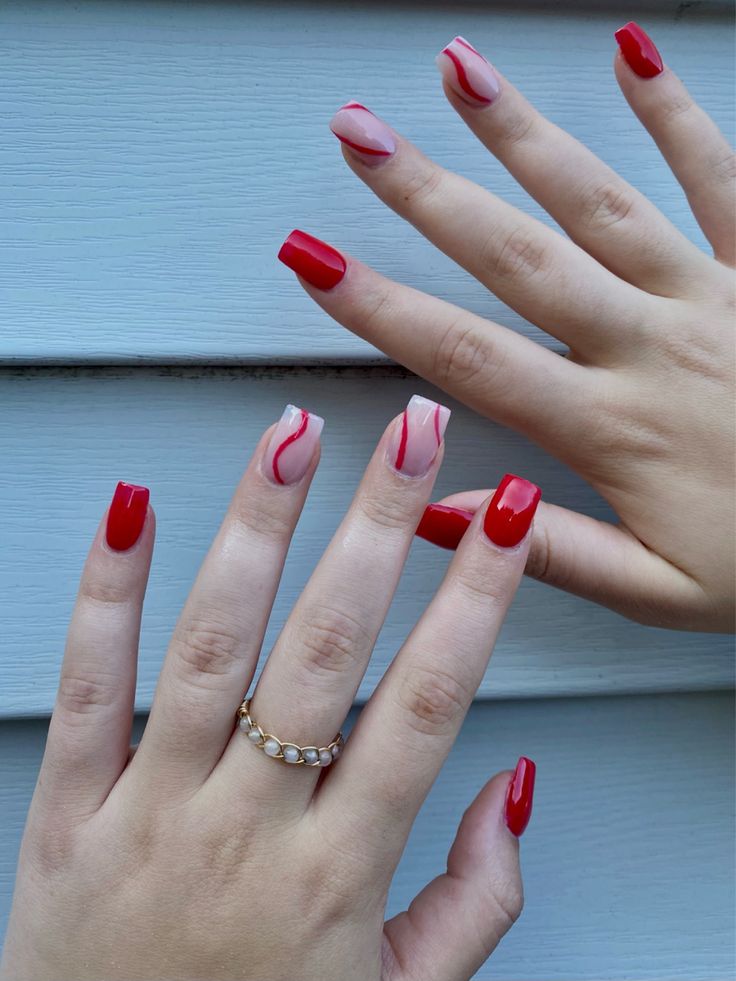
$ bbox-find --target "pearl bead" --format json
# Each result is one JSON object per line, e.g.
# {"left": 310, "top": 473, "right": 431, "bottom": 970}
{"left": 248, "top": 727, "right": 262, "bottom": 744}
{"left": 302, "top": 748, "right": 319, "bottom": 765}
{"left": 263, "top": 738, "right": 281, "bottom": 757}
{"left": 318, "top": 749, "right": 332, "bottom": 767}
{"left": 238, "top": 717, "right": 250, "bottom": 731}
{"left": 282, "top": 745, "right": 301, "bottom": 764}
{"left": 331, "top": 742, "right": 342, "bottom": 759}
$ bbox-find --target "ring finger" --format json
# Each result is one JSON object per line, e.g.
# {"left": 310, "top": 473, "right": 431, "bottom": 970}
{"left": 213, "top": 394, "right": 450, "bottom": 810}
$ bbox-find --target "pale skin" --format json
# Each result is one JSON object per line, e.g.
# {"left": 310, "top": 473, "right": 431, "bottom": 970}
{"left": 1, "top": 33, "right": 734, "bottom": 981}
{"left": 300, "top": 47, "right": 736, "bottom": 632}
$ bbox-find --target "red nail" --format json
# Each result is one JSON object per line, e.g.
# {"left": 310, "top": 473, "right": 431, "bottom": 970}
{"left": 278, "top": 230, "right": 347, "bottom": 291}
{"left": 106, "top": 481, "right": 149, "bottom": 551}
{"left": 483, "top": 474, "right": 541, "bottom": 548}
{"left": 614, "top": 21, "right": 663, "bottom": 78}
{"left": 505, "top": 756, "right": 536, "bottom": 837}
{"left": 416, "top": 503, "right": 474, "bottom": 550}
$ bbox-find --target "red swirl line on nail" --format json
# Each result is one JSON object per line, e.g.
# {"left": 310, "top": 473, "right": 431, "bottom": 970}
{"left": 395, "top": 410, "right": 409, "bottom": 470}
{"left": 455, "top": 37, "right": 485, "bottom": 58}
{"left": 339, "top": 101, "right": 373, "bottom": 113}
{"left": 433, "top": 404, "right": 442, "bottom": 445}
{"left": 442, "top": 44, "right": 492, "bottom": 105}
{"left": 272, "top": 409, "right": 309, "bottom": 485}
{"left": 333, "top": 132, "right": 392, "bottom": 156}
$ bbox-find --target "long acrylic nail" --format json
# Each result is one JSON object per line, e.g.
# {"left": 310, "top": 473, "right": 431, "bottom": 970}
{"left": 483, "top": 474, "right": 541, "bottom": 548}
{"left": 614, "top": 22, "right": 663, "bottom": 78}
{"left": 106, "top": 481, "right": 149, "bottom": 552}
{"left": 388, "top": 395, "right": 450, "bottom": 478}
{"left": 330, "top": 102, "right": 396, "bottom": 166}
{"left": 264, "top": 404, "right": 324, "bottom": 486}
{"left": 416, "top": 503, "right": 474, "bottom": 550}
{"left": 278, "top": 230, "right": 347, "bottom": 291}
{"left": 505, "top": 756, "right": 536, "bottom": 837}
{"left": 436, "top": 36, "right": 501, "bottom": 107}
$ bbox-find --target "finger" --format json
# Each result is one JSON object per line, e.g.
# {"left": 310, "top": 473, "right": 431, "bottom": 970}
{"left": 418, "top": 489, "right": 708, "bottom": 629}
{"left": 135, "top": 406, "right": 322, "bottom": 793}
{"left": 384, "top": 765, "right": 533, "bottom": 981}
{"left": 213, "top": 395, "right": 449, "bottom": 808}
{"left": 278, "top": 232, "right": 601, "bottom": 461}
{"left": 435, "top": 35, "right": 712, "bottom": 297}
{"left": 614, "top": 21, "right": 736, "bottom": 268}
{"left": 327, "top": 102, "right": 650, "bottom": 355}
{"left": 317, "top": 475, "right": 539, "bottom": 848}
{"left": 39, "top": 482, "right": 153, "bottom": 815}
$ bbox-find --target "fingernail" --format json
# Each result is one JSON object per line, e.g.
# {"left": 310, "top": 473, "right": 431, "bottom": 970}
{"left": 435, "top": 36, "right": 501, "bottom": 107}
{"left": 106, "top": 481, "right": 149, "bottom": 552}
{"left": 264, "top": 404, "right": 324, "bottom": 486}
{"left": 416, "top": 503, "right": 473, "bottom": 550}
{"left": 330, "top": 102, "right": 396, "bottom": 165}
{"left": 388, "top": 395, "right": 450, "bottom": 478}
{"left": 505, "top": 756, "right": 536, "bottom": 837}
{"left": 614, "top": 21, "right": 663, "bottom": 78}
{"left": 278, "top": 230, "right": 347, "bottom": 291}
{"left": 483, "top": 474, "right": 541, "bottom": 548}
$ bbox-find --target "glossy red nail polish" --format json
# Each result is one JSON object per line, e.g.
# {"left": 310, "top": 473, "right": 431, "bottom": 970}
{"left": 416, "top": 504, "right": 474, "bottom": 550}
{"left": 483, "top": 474, "right": 541, "bottom": 548}
{"left": 278, "top": 230, "right": 347, "bottom": 291}
{"left": 614, "top": 22, "right": 663, "bottom": 78}
{"left": 106, "top": 481, "right": 149, "bottom": 551}
{"left": 505, "top": 756, "right": 536, "bottom": 837}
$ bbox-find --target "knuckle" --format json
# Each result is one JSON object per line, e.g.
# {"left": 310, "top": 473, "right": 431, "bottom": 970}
{"left": 433, "top": 320, "right": 496, "bottom": 393}
{"left": 710, "top": 147, "right": 736, "bottom": 187}
{"left": 229, "top": 494, "right": 295, "bottom": 544}
{"left": 297, "top": 605, "right": 371, "bottom": 678}
{"left": 400, "top": 165, "right": 445, "bottom": 209}
{"left": 358, "top": 488, "right": 415, "bottom": 534}
{"left": 489, "top": 880, "right": 524, "bottom": 930}
{"left": 79, "top": 576, "right": 132, "bottom": 608}
{"left": 483, "top": 227, "right": 551, "bottom": 286}
{"left": 56, "top": 672, "right": 120, "bottom": 719}
{"left": 659, "top": 92, "right": 695, "bottom": 124}
{"left": 172, "top": 617, "right": 242, "bottom": 682}
{"left": 361, "top": 285, "right": 395, "bottom": 335}
{"left": 396, "top": 661, "right": 471, "bottom": 737}
{"left": 451, "top": 561, "right": 516, "bottom": 608}
{"left": 578, "top": 179, "right": 637, "bottom": 232}
{"left": 496, "top": 110, "right": 537, "bottom": 148}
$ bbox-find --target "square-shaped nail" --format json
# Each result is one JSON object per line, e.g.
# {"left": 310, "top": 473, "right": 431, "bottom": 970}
{"left": 264, "top": 404, "right": 324, "bottom": 485}
{"left": 436, "top": 36, "right": 501, "bottom": 107}
{"left": 330, "top": 102, "right": 396, "bottom": 165}
{"left": 389, "top": 395, "right": 451, "bottom": 477}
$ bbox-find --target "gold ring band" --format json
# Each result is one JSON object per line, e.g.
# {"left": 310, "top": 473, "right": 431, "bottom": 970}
{"left": 237, "top": 697, "right": 344, "bottom": 767}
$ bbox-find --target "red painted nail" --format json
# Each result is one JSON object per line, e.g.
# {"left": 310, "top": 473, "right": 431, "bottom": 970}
{"left": 278, "top": 230, "right": 347, "bottom": 291}
{"left": 505, "top": 756, "right": 536, "bottom": 837}
{"left": 614, "top": 21, "right": 663, "bottom": 78}
{"left": 483, "top": 474, "right": 541, "bottom": 548}
{"left": 106, "top": 481, "right": 149, "bottom": 552}
{"left": 416, "top": 503, "right": 474, "bottom": 550}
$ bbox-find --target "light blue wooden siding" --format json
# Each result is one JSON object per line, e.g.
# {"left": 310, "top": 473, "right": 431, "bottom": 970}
{"left": 1, "top": 1, "right": 734, "bottom": 978}
{"left": 1, "top": 694, "right": 734, "bottom": 979}
{"left": 0, "top": 0, "right": 734, "bottom": 363}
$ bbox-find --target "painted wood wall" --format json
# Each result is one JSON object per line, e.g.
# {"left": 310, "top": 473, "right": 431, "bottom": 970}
{"left": 1, "top": 1, "right": 734, "bottom": 977}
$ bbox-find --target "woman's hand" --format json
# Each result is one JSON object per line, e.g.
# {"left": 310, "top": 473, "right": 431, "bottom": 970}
{"left": 277, "top": 23, "right": 735, "bottom": 632}
{"left": 1, "top": 399, "right": 539, "bottom": 981}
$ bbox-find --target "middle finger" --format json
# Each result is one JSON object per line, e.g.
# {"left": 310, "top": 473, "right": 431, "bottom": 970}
{"left": 329, "top": 102, "right": 653, "bottom": 358}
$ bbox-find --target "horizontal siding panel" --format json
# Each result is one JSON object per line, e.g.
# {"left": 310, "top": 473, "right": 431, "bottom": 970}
{"left": 0, "top": 692, "right": 733, "bottom": 978}
{"left": 1, "top": 1, "right": 733, "bottom": 363}
{"left": 0, "top": 367, "right": 732, "bottom": 717}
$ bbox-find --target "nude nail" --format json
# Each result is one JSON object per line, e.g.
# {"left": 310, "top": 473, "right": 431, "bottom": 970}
{"left": 435, "top": 36, "right": 501, "bottom": 107}
{"left": 389, "top": 395, "right": 451, "bottom": 477}
{"left": 264, "top": 405, "right": 324, "bottom": 485}
{"left": 329, "top": 102, "right": 396, "bottom": 165}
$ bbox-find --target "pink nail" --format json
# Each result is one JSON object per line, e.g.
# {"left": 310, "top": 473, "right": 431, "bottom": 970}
{"left": 264, "top": 405, "right": 324, "bottom": 486}
{"left": 436, "top": 36, "right": 501, "bottom": 107}
{"left": 389, "top": 395, "right": 451, "bottom": 477}
{"left": 329, "top": 102, "right": 396, "bottom": 165}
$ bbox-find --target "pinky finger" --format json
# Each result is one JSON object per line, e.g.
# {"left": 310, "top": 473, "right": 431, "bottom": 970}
{"left": 39, "top": 482, "right": 154, "bottom": 817}
{"left": 614, "top": 21, "right": 736, "bottom": 267}
{"left": 383, "top": 765, "right": 533, "bottom": 981}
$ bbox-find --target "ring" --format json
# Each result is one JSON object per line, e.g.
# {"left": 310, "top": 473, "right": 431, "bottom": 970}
{"left": 237, "top": 697, "right": 344, "bottom": 767}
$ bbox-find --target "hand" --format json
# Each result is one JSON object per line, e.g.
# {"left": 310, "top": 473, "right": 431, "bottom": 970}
{"left": 277, "top": 23, "right": 735, "bottom": 632}
{"left": 1, "top": 398, "right": 539, "bottom": 981}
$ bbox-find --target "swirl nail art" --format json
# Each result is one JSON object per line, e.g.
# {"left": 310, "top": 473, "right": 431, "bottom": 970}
{"left": 265, "top": 405, "right": 324, "bottom": 486}
{"left": 436, "top": 36, "right": 501, "bottom": 107}
{"left": 329, "top": 102, "right": 396, "bottom": 164}
{"left": 389, "top": 395, "right": 451, "bottom": 477}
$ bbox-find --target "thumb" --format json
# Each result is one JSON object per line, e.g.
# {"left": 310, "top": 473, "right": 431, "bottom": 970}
{"left": 417, "top": 489, "right": 701, "bottom": 628}
{"left": 383, "top": 760, "right": 534, "bottom": 981}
